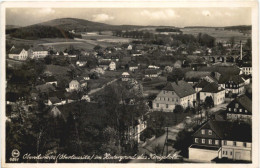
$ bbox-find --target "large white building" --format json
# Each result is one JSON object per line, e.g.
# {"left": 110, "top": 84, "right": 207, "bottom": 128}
{"left": 8, "top": 48, "right": 28, "bottom": 60}
{"left": 199, "top": 83, "right": 225, "bottom": 106}
{"left": 152, "top": 81, "right": 196, "bottom": 112}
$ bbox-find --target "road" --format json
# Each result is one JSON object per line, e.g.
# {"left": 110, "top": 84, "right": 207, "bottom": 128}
{"left": 136, "top": 103, "right": 228, "bottom": 160}
{"left": 88, "top": 78, "right": 118, "bottom": 96}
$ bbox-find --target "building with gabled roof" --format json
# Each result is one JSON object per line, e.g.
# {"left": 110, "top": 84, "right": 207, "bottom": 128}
{"left": 219, "top": 75, "right": 245, "bottom": 96}
{"left": 152, "top": 81, "right": 196, "bottom": 112}
{"left": 226, "top": 95, "right": 252, "bottom": 123}
{"left": 199, "top": 83, "right": 225, "bottom": 106}
{"left": 8, "top": 48, "right": 28, "bottom": 60}
{"left": 189, "top": 120, "right": 252, "bottom": 162}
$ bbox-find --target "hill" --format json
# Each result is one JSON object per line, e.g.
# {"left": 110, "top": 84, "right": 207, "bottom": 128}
{"left": 8, "top": 24, "right": 81, "bottom": 40}
{"left": 38, "top": 18, "right": 146, "bottom": 32}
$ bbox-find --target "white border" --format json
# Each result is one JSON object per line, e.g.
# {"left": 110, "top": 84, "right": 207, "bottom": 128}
{"left": 1, "top": 1, "right": 259, "bottom": 168}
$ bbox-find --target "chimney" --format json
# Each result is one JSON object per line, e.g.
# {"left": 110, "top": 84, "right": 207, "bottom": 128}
{"left": 240, "top": 41, "right": 243, "bottom": 60}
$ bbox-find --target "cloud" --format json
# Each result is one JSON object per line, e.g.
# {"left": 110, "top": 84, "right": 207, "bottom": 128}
{"left": 202, "top": 10, "right": 211, "bottom": 16}
{"left": 92, "top": 13, "right": 114, "bottom": 22}
{"left": 140, "top": 9, "right": 179, "bottom": 20}
{"left": 38, "top": 8, "right": 55, "bottom": 15}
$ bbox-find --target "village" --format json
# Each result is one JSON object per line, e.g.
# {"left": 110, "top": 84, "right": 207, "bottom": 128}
{"left": 6, "top": 23, "right": 252, "bottom": 163}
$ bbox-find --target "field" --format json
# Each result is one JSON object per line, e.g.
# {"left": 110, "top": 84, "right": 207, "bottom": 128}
{"left": 6, "top": 32, "right": 133, "bottom": 52}
{"left": 181, "top": 27, "right": 251, "bottom": 43}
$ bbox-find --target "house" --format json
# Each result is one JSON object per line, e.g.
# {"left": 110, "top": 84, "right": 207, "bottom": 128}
{"left": 76, "top": 57, "right": 88, "bottom": 67}
{"left": 109, "top": 61, "right": 116, "bottom": 71}
{"left": 28, "top": 46, "right": 48, "bottom": 59}
{"left": 199, "top": 83, "right": 225, "bottom": 106}
{"left": 127, "top": 45, "right": 133, "bottom": 50}
{"left": 68, "top": 80, "right": 80, "bottom": 92}
{"left": 148, "top": 65, "right": 160, "bottom": 69}
{"left": 129, "top": 117, "right": 147, "bottom": 143}
{"left": 99, "top": 61, "right": 110, "bottom": 70}
{"left": 82, "top": 74, "right": 90, "bottom": 81}
{"left": 239, "top": 63, "right": 252, "bottom": 75}
{"left": 144, "top": 69, "right": 161, "bottom": 78}
{"left": 226, "top": 95, "right": 252, "bottom": 123}
{"left": 152, "top": 81, "right": 196, "bottom": 112}
{"left": 122, "top": 72, "right": 130, "bottom": 81}
{"left": 218, "top": 75, "right": 245, "bottom": 96}
{"left": 240, "top": 74, "right": 251, "bottom": 85}
{"left": 8, "top": 48, "right": 28, "bottom": 60}
{"left": 44, "top": 76, "right": 58, "bottom": 86}
{"left": 129, "top": 63, "right": 139, "bottom": 72}
{"left": 189, "top": 120, "right": 252, "bottom": 162}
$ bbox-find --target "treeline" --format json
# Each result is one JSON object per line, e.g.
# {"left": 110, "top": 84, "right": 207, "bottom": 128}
{"left": 9, "top": 25, "right": 82, "bottom": 40}
{"left": 156, "top": 28, "right": 181, "bottom": 32}
{"left": 224, "top": 25, "right": 251, "bottom": 31}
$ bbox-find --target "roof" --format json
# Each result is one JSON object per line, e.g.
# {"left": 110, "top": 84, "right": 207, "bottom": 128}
{"left": 185, "top": 71, "right": 211, "bottom": 81}
{"left": 49, "top": 106, "right": 62, "bottom": 118}
{"left": 122, "top": 72, "right": 130, "bottom": 76}
{"left": 49, "top": 97, "right": 61, "bottom": 104}
{"left": 70, "top": 80, "right": 80, "bottom": 84}
{"left": 195, "top": 80, "right": 210, "bottom": 88}
{"left": 201, "top": 83, "right": 224, "bottom": 93}
{"left": 9, "top": 48, "right": 25, "bottom": 54}
{"left": 163, "top": 80, "right": 196, "bottom": 98}
{"left": 218, "top": 75, "right": 244, "bottom": 84}
{"left": 45, "top": 76, "right": 57, "bottom": 82}
{"left": 228, "top": 95, "right": 252, "bottom": 113}
{"left": 194, "top": 120, "right": 252, "bottom": 142}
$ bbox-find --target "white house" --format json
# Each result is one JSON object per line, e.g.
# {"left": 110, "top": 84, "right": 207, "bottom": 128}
{"left": 8, "top": 48, "right": 28, "bottom": 60}
{"left": 152, "top": 81, "right": 196, "bottom": 112}
{"left": 199, "top": 83, "right": 225, "bottom": 106}
{"left": 122, "top": 72, "right": 130, "bottom": 81}
{"left": 68, "top": 80, "right": 80, "bottom": 92}
{"left": 109, "top": 61, "right": 116, "bottom": 71}
{"left": 127, "top": 45, "right": 133, "bottom": 50}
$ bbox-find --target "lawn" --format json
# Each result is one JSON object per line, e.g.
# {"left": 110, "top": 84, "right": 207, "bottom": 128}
{"left": 45, "top": 65, "right": 70, "bottom": 76}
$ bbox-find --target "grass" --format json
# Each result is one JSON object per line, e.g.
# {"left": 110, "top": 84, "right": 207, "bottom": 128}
{"left": 45, "top": 65, "right": 70, "bottom": 76}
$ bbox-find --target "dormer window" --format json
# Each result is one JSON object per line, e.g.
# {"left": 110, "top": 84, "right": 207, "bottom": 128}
{"left": 245, "top": 110, "right": 248, "bottom": 113}
{"left": 235, "top": 103, "right": 239, "bottom": 108}
{"left": 208, "top": 130, "right": 212, "bottom": 135}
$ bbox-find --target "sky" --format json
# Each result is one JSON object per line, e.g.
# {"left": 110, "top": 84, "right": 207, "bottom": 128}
{"left": 6, "top": 8, "right": 251, "bottom": 27}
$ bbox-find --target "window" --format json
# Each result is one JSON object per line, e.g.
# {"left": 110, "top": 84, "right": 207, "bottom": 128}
{"left": 195, "top": 138, "right": 199, "bottom": 143}
{"left": 235, "top": 103, "right": 239, "bottom": 108}
{"left": 172, "top": 92, "right": 174, "bottom": 95}
{"left": 168, "top": 98, "right": 170, "bottom": 101}
{"left": 202, "top": 139, "right": 205, "bottom": 144}
{"left": 230, "top": 151, "right": 233, "bottom": 155}
{"left": 201, "top": 129, "right": 205, "bottom": 134}
{"left": 163, "top": 91, "right": 165, "bottom": 94}
{"left": 223, "top": 140, "right": 227, "bottom": 145}
{"left": 172, "top": 98, "right": 174, "bottom": 102}
{"left": 208, "top": 130, "right": 212, "bottom": 135}
{"left": 156, "top": 103, "right": 159, "bottom": 107}
{"left": 229, "top": 108, "right": 231, "bottom": 111}
{"left": 234, "top": 108, "right": 237, "bottom": 112}
{"left": 166, "top": 104, "right": 168, "bottom": 108}
{"left": 243, "top": 142, "right": 247, "bottom": 147}
{"left": 208, "top": 139, "right": 212, "bottom": 144}
{"left": 215, "top": 140, "right": 219, "bottom": 145}
{"left": 245, "top": 110, "right": 248, "bottom": 113}
{"left": 239, "top": 109, "right": 242, "bottom": 112}
{"left": 233, "top": 141, "right": 236, "bottom": 146}
{"left": 176, "top": 99, "right": 178, "bottom": 102}
{"left": 159, "top": 97, "right": 161, "bottom": 100}
{"left": 204, "top": 93, "right": 206, "bottom": 96}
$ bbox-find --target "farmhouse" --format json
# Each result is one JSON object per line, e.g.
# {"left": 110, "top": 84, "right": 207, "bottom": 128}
{"left": 8, "top": 48, "right": 28, "bottom": 60}
{"left": 218, "top": 75, "right": 245, "bottom": 96}
{"left": 152, "top": 80, "right": 196, "bottom": 112}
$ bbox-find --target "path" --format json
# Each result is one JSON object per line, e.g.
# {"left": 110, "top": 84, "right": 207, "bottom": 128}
{"left": 88, "top": 78, "right": 118, "bottom": 96}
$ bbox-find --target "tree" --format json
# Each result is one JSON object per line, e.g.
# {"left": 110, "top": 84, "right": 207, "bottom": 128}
{"left": 204, "top": 96, "right": 214, "bottom": 108}
{"left": 94, "top": 45, "right": 102, "bottom": 51}
{"left": 229, "top": 37, "right": 235, "bottom": 48}
{"left": 173, "top": 105, "right": 184, "bottom": 125}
